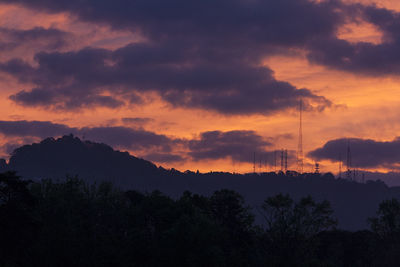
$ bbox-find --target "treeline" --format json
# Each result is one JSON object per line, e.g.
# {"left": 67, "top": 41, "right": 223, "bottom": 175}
{"left": 1, "top": 172, "right": 400, "bottom": 266}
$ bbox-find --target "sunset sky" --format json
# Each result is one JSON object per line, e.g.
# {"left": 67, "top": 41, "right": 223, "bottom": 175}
{"left": 1, "top": 0, "right": 400, "bottom": 175}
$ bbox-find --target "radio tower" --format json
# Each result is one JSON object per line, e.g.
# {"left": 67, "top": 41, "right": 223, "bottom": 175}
{"left": 253, "top": 152, "right": 256, "bottom": 174}
{"left": 284, "top": 149, "right": 288, "bottom": 172}
{"left": 346, "top": 140, "right": 352, "bottom": 180}
{"left": 297, "top": 98, "right": 304, "bottom": 174}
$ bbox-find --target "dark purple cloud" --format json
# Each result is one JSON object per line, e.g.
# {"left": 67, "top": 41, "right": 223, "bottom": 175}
{"left": 0, "top": 120, "right": 281, "bottom": 164}
{"left": 2, "top": 0, "right": 343, "bottom": 46}
{"left": 1, "top": 0, "right": 400, "bottom": 111}
{"left": 0, "top": 0, "right": 345, "bottom": 114}
{"left": 0, "top": 26, "right": 68, "bottom": 44}
{"left": 188, "top": 130, "right": 274, "bottom": 163}
{"left": 0, "top": 26, "right": 70, "bottom": 51}
{"left": 81, "top": 126, "right": 176, "bottom": 152}
{"left": 306, "top": 4, "right": 400, "bottom": 75}
{"left": 0, "top": 120, "right": 76, "bottom": 138}
{"left": 141, "top": 152, "right": 184, "bottom": 163}
{"left": 0, "top": 120, "right": 174, "bottom": 152}
{"left": 0, "top": 44, "right": 331, "bottom": 113}
{"left": 122, "top": 117, "right": 154, "bottom": 126}
{"left": 308, "top": 137, "right": 400, "bottom": 168}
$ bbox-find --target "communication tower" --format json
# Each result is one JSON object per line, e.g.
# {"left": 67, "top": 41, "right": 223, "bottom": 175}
{"left": 284, "top": 149, "right": 288, "bottom": 172}
{"left": 346, "top": 140, "right": 352, "bottom": 180}
{"left": 297, "top": 99, "right": 304, "bottom": 173}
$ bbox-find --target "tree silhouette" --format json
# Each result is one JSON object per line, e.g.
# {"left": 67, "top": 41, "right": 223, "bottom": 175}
{"left": 368, "top": 198, "right": 400, "bottom": 266}
{"left": 0, "top": 172, "right": 37, "bottom": 266}
{"left": 262, "top": 194, "right": 337, "bottom": 239}
{"left": 260, "top": 194, "right": 337, "bottom": 266}
{"left": 3, "top": 171, "right": 400, "bottom": 266}
{"left": 369, "top": 198, "right": 400, "bottom": 239}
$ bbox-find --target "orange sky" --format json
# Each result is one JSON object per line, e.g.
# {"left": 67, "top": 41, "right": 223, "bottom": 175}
{"left": 0, "top": 0, "right": 400, "bottom": 174}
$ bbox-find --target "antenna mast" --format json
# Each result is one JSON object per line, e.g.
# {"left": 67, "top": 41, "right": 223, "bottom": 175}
{"left": 297, "top": 98, "right": 304, "bottom": 174}
{"left": 346, "top": 140, "right": 352, "bottom": 180}
{"left": 284, "top": 149, "right": 288, "bottom": 172}
{"left": 253, "top": 152, "right": 256, "bottom": 174}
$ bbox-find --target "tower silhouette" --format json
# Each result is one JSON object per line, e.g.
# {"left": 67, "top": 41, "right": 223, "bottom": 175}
{"left": 297, "top": 98, "right": 304, "bottom": 174}
{"left": 253, "top": 152, "right": 256, "bottom": 174}
{"left": 284, "top": 149, "right": 288, "bottom": 172}
{"left": 346, "top": 140, "right": 352, "bottom": 180}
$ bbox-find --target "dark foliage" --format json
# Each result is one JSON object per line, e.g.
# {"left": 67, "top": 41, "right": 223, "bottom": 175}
{"left": 0, "top": 172, "right": 38, "bottom": 266}
{"left": 259, "top": 194, "right": 337, "bottom": 266}
{"left": 2, "top": 172, "right": 400, "bottom": 266}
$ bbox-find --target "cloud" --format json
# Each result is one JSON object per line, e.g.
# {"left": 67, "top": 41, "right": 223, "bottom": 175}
{"left": 266, "top": 133, "right": 294, "bottom": 143}
{"left": 188, "top": 130, "right": 274, "bottom": 163}
{"left": 306, "top": 4, "right": 400, "bottom": 75}
{"left": 122, "top": 117, "right": 154, "bottom": 126}
{"left": 0, "top": 27, "right": 70, "bottom": 50}
{"left": 0, "top": 0, "right": 343, "bottom": 46}
{"left": 0, "top": 0, "right": 347, "bottom": 114}
{"left": 0, "top": 120, "right": 282, "bottom": 164}
{"left": 3, "top": 0, "right": 400, "bottom": 82}
{"left": 81, "top": 126, "right": 176, "bottom": 152}
{"left": 308, "top": 137, "right": 400, "bottom": 168}
{"left": 141, "top": 152, "right": 184, "bottom": 163}
{"left": 0, "top": 120, "right": 76, "bottom": 138}
{"left": 0, "top": 27, "right": 63, "bottom": 40}
{"left": 1, "top": 44, "right": 331, "bottom": 114}
{"left": 0, "top": 120, "right": 175, "bottom": 152}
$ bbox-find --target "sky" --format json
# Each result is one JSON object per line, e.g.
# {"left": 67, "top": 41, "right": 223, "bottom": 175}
{"left": 1, "top": 0, "right": 400, "bottom": 174}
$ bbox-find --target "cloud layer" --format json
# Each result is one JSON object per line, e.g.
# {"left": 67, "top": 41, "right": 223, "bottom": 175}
{"left": 307, "top": 5, "right": 400, "bottom": 75}
{"left": 1, "top": 0, "right": 400, "bottom": 172}
{"left": 0, "top": 26, "right": 70, "bottom": 51}
{"left": 188, "top": 130, "right": 272, "bottom": 162}
{"left": 0, "top": 0, "right": 399, "bottom": 116}
{"left": 0, "top": 120, "right": 276, "bottom": 164}
{"left": 4, "top": 0, "right": 400, "bottom": 76}
{"left": 0, "top": 43, "right": 330, "bottom": 113}
{"left": 0, "top": 0, "right": 350, "bottom": 114}
{"left": 308, "top": 137, "right": 400, "bottom": 168}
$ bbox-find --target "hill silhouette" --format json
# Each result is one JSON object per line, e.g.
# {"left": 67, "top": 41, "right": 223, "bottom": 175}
{"left": 2, "top": 134, "right": 164, "bottom": 188}
{"left": 1, "top": 134, "right": 400, "bottom": 231}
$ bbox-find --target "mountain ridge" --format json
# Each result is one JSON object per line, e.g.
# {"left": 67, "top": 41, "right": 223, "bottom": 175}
{"left": 2, "top": 134, "right": 400, "bottom": 231}
{"left": 2, "top": 134, "right": 165, "bottom": 187}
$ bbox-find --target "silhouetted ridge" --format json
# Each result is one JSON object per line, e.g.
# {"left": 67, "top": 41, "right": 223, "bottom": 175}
{"left": 3, "top": 135, "right": 400, "bottom": 230}
{"left": 3, "top": 134, "right": 163, "bottom": 187}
